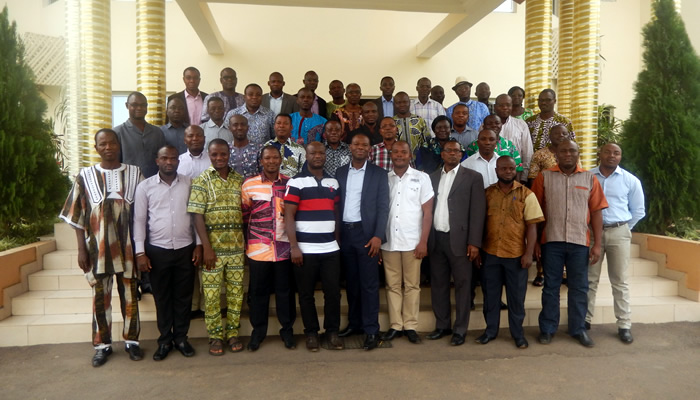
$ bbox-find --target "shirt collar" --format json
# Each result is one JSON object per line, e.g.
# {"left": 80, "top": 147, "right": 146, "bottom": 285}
{"left": 184, "top": 91, "right": 201, "bottom": 100}
{"left": 350, "top": 160, "right": 368, "bottom": 172}
{"left": 551, "top": 164, "right": 586, "bottom": 174}
{"left": 389, "top": 166, "right": 416, "bottom": 178}
{"left": 187, "top": 150, "right": 206, "bottom": 159}
{"left": 382, "top": 97, "right": 393, "bottom": 103}
{"left": 260, "top": 172, "right": 283, "bottom": 183}
{"left": 156, "top": 173, "right": 180, "bottom": 185}
{"left": 441, "top": 164, "right": 460, "bottom": 175}
{"left": 476, "top": 152, "right": 498, "bottom": 162}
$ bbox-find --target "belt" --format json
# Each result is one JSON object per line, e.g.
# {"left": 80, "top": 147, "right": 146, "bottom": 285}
{"left": 603, "top": 221, "right": 628, "bottom": 229}
{"left": 343, "top": 222, "right": 361, "bottom": 229}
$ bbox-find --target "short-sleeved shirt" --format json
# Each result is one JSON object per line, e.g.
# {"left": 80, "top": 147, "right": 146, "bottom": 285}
{"left": 200, "top": 119, "right": 233, "bottom": 147}
{"left": 394, "top": 114, "right": 429, "bottom": 155}
{"left": 264, "top": 138, "right": 306, "bottom": 178}
{"left": 241, "top": 173, "right": 290, "bottom": 262}
{"left": 369, "top": 141, "right": 393, "bottom": 172}
{"left": 446, "top": 100, "right": 490, "bottom": 131}
{"left": 229, "top": 142, "right": 261, "bottom": 180}
{"left": 324, "top": 141, "right": 351, "bottom": 178}
{"left": 381, "top": 167, "right": 434, "bottom": 251}
{"left": 466, "top": 136, "right": 523, "bottom": 172}
{"left": 526, "top": 112, "right": 576, "bottom": 150}
{"left": 226, "top": 105, "right": 275, "bottom": 145}
{"left": 461, "top": 152, "right": 499, "bottom": 188}
{"left": 113, "top": 119, "right": 166, "bottom": 178}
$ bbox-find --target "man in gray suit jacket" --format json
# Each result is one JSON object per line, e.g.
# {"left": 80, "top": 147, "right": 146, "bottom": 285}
{"left": 426, "top": 139, "right": 486, "bottom": 346}
{"left": 261, "top": 72, "right": 299, "bottom": 116}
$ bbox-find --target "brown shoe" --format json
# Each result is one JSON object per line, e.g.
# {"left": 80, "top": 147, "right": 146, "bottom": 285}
{"left": 328, "top": 332, "right": 344, "bottom": 350}
{"left": 306, "top": 333, "right": 319, "bottom": 352}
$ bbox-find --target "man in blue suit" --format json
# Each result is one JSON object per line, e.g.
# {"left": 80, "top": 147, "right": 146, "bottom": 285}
{"left": 335, "top": 133, "right": 390, "bottom": 350}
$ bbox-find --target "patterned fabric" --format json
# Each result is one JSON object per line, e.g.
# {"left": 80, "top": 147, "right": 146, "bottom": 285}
{"left": 229, "top": 142, "right": 261, "bottom": 180}
{"left": 324, "top": 141, "right": 351, "bottom": 177}
{"left": 446, "top": 100, "right": 490, "bottom": 131}
{"left": 264, "top": 138, "right": 306, "bottom": 178}
{"left": 515, "top": 108, "right": 534, "bottom": 121}
{"left": 202, "top": 265, "right": 244, "bottom": 340}
{"left": 201, "top": 91, "right": 244, "bottom": 122}
{"left": 334, "top": 107, "right": 363, "bottom": 138}
{"left": 241, "top": 173, "right": 291, "bottom": 262}
{"left": 526, "top": 112, "right": 576, "bottom": 150}
{"left": 410, "top": 98, "right": 445, "bottom": 135}
{"left": 465, "top": 136, "right": 523, "bottom": 172}
{"left": 226, "top": 105, "right": 275, "bottom": 145}
{"left": 528, "top": 147, "right": 557, "bottom": 180}
{"left": 326, "top": 101, "right": 346, "bottom": 116}
{"left": 92, "top": 274, "right": 140, "bottom": 347}
{"left": 290, "top": 112, "right": 327, "bottom": 145}
{"left": 393, "top": 114, "right": 428, "bottom": 155}
{"left": 414, "top": 137, "right": 446, "bottom": 174}
{"left": 369, "top": 141, "right": 393, "bottom": 172}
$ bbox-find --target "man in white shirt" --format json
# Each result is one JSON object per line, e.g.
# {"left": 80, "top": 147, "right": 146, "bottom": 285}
{"left": 462, "top": 129, "right": 500, "bottom": 188}
{"left": 177, "top": 125, "right": 210, "bottom": 180}
{"left": 410, "top": 77, "right": 446, "bottom": 136}
{"left": 495, "top": 94, "right": 533, "bottom": 182}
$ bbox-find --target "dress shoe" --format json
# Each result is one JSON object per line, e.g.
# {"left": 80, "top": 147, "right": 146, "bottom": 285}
{"left": 404, "top": 330, "right": 421, "bottom": 344}
{"left": 281, "top": 334, "right": 296, "bottom": 350}
{"left": 306, "top": 333, "right": 319, "bottom": 352}
{"left": 140, "top": 282, "right": 153, "bottom": 295}
{"left": 585, "top": 321, "right": 591, "bottom": 330}
{"left": 537, "top": 332, "right": 553, "bottom": 344}
{"left": 426, "top": 329, "right": 453, "bottom": 340}
{"left": 363, "top": 334, "right": 378, "bottom": 351}
{"left": 328, "top": 332, "right": 345, "bottom": 350}
{"left": 618, "top": 329, "right": 634, "bottom": 344}
{"left": 152, "top": 344, "right": 172, "bottom": 361}
{"left": 338, "top": 327, "right": 364, "bottom": 338}
{"left": 500, "top": 301, "right": 508, "bottom": 310}
{"left": 450, "top": 333, "right": 466, "bottom": 346}
{"left": 514, "top": 337, "right": 529, "bottom": 349}
{"left": 247, "top": 337, "right": 262, "bottom": 352}
{"left": 190, "top": 310, "right": 205, "bottom": 320}
{"left": 475, "top": 333, "right": 496, "bottom": 345}
{"left": 381, "top": 329, "right": 403, "bottom": 341}
{"left": 572, "top": 331, "right": 595, "bottom": 347}
{"left": 92, "top": 347, "right": 112, "bottom": 367}
{"left": 125, "top": 344, "right": 144, "bottom": 361}
{"left": 175, "top": 341, "right": 195, "bottom": 357}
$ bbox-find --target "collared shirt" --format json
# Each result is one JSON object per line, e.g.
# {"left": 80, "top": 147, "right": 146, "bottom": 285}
{"left": 369, "top": 141, "right": 393, "bottom": 172}
{"left": 226, "top": 105, "right": 275, "bottom": 145}
{"left": 184, "top": 90, "right": 204, "bottom": 126}
{"left": 591, "top": 166, "right": 645, "bottom": 229}
{"left": 264, "top": 137, "right": 306, "bottom": 178}
{"left": 394, "top": 114, "right": 428, "bottom": 155}
{"left": 410, "top": 98, "right": 446, "bottom": 136}
{"left": 461, "top": 152, "right": 500, "bottom": 188}
{"left": 381, "top": 166, "right": 434, "bottom": 251}
{"left": 311, "top": 95, "right": 321, "bottom": 116}
{"left": 290, "top": 112, "right": 327, "bottom": 145}
{"left": 500, "top": 117, "right": 534, "bottom": 177}
{"left": 160, "top": 122, "right": 188, "bottom": 155}
{"left": 200, "top": 119, "right": 233, "bottom": 147}
{"left": 526, "top": 112, "right": 576, "bottom": 150}
{"left": 466, "top": 136, "right": 523, "bottom": 172}
{"left": 483, "top": 182, "right": 544, "bottom": 258}
{"left": 326, "top": 100, "right": 346, "bottom": 116}
{"left": 446, "top": 100, "right": 490, "bottom": 131}
{"left": 241, "top": 173, "right": 291, "bottom": 261}
{"left": 342, "top": 160, "right": 366, "bottom": 222}
{"left": 113, "top": 119, "right": 166, "bottom": 178}
{"left": 382, "top": 97, "right": 394, "bottom": 118}
{"left": 324, "top": 141, "right": 351, "bottom": 178}
{"left": 201, "top": 91, "right": 244, "bottom": 122}
{"left": 528, "top": 147, "right": 582, "bottom": 180}
{"left": 133, "top": 173, "right": 198, "bottom": 254}
{"left": 451, "top": 125, "right": 479, "bottom": 150}
{"left": 177, "top": 150, "right": 210, "bottom": 179}
{"left": 229, "top": 142, "right": 261, "bottom": 180}
{"left": 531, "top": 165, "right": 608, "bottom": 246}
{"left": 269, "top": 94, "right": 283, "bottom": 116}
{"left": 515, "top": 108, "right": 535, "bottom": 121}
{"left": 433, "top": 165, "right": 460, "bottom": 232}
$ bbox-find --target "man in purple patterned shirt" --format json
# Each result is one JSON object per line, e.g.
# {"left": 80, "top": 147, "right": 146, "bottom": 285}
{"left": 228, "top": 114, "right": 260, "bottom": 180}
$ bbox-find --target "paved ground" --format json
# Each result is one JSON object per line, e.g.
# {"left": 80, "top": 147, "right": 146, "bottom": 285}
{"left": 1, "top": 322, "right": 698, "bottom": 399}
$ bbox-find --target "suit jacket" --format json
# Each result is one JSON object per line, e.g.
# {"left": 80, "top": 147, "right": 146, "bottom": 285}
{"left": 262, "top": 92, "right": 299, "bottom": 115}
{"left": 167, "top": 89, "right": 208, "bottom": 125}
{"left": 316, "top": 96, "right": 328, "bottom": 119}
{"left": 372, "top": 96, "right": 393, "bottom": 121}
{"left": 335, "top": 161, "right": 390, "bottom": 243}
{"left": 428, "top": 165, "right": 486, "bottom": 257}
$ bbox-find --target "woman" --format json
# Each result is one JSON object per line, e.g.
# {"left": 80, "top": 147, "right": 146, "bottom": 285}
{"left": 508, "top": 86, "right": 534, "bottom": 121}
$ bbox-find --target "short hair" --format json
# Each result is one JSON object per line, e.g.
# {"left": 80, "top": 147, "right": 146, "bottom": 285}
{"left": 183, "top": 66, "right": 200, "bottom": 76}
{"left": 453, "top": 103, "right": 469, "bottom": 112}
{"left": 94, "top": 128, "right": 118, "bottom": 144}
{"left": 244, "top": 83, "right": 263, "bottom": 94}
{"left": 540, "top": 88, "right": 556, "bottom": 99}
{"left": 167, "top": 96, "right": 185, "bottom": 106}
{"left": 380, "top": 116, "right": 396, "bottom": 124}
{"left": 126, "top": 91, "right": 146, "bottom": 103}
{"left": 208, "top": 138, "right": 229, "bottom": 151}
{"left": 394, "top": 91, "right": 409, "bottom": 99}
{"left": 350, "top": 132, "right": 370, "bottom": 144}
{"left": 478, "top": 129, "right": 497, "bottom": 139}
{"left": 297, "top": 87, "right": 313, "bottom": 96}
{"left": 228, "top": 113, "right": 248, "bottom": 125}
{"left": 431, "top": 115, "right": 452, "bottom": 132}
{"left": 508, "top": 86, "right": 525, "bottom": 97}
{"left": 417, "top": 77, "right": 430, "bottom": 86}
{"left": 329, "top": 79, "right": 343, "bottom": 87}
{"left": 275, "top": 113, "right": 292, "bottom": 125}
{"left": 207, "top": 96, "right": 224, "bottom": 106}
{"left": 260, "top": 144, "right": 282, "bottom": 159}
{"left": 443, "top": 137, "right": 465, "bottom": 153}
{"left": 324, "top": 119, "right": 341, "bottom": 129}
{"left": 269, "top": 71, "right": 283, "bottom": 79}
{"left": 158, "top": 145, "right": 179, "bottom": 155}
{"left": 380, "top": 76, "right": 394, "bottom": 84}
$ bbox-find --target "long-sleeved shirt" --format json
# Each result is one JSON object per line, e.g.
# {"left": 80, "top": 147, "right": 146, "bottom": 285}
{"left": 591, "top": 166, "right": 645, "bottom": 229}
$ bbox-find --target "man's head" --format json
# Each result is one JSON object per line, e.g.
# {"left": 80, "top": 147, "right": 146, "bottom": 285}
{"left": 183, "top": 67, "right": 201, "bottom": 93}
{"left": 494, "top": 94, "right": 512, "bottom": 120}
{"left": 599, "top": 143, "right": 622, "bottom": 170}
{"left": 416, "top": 77, "right": 431, "bottom": 101}
{"left": 303, "top": 71, "right": 319, "bottom": 92}
{"left": 166, "top": 97, "right": 186, "bottom": 125}
{"left": 156, "top": 145, "right": 180, "bottom": 177}
{"left": 306, "top": 141, "right": 326, "bottom": 170}
{"left": 208, "top": 138, "right": 230, "bottom": 171}
{"left": 432, "top": 115, "right": 452, "bottom": 141}
{"left": 260, "top": 145, "right": 282, "bottom": 176}
{"left": 394, "top": 92, "right": 410, "bottom": 116}
{"left": 94, "top": 129, "right": 120, "bottom": 163}
{"left": 452, "top": 104, "right": 469, "bottom": 127}
{"left": 220, "top": 67, "right": 237, "bottom": 91}
{"left": 229, "top": 114, "right": 249, "bottom": 142}
{"left": 244, "top": 83, "right": 263, "bottom": 110}
{"left": 379, "top": 117, "right": 398, "bottom": 141}
{"left": 477, "top": 129, "right": 497, "bottom": 157}
{"left": 380, "top": 76, "right": 395, "bottom": 98}
{"left": 548, "top": 124, "right": 569, "bottom": 147}
{"left": 452, "top": 76, "right": 473, "bottom": 102}
{"left": 324, "top": 120, "right": 342, "bottom": 145}
{"left": 555, "top": 139, "right": 579, "bottom": 170}
{"left": 496, "top": 156, "right": 517, "bottom": 185}
{"left": 441, "top": 139, "right": 463, "bottom": 168}
{"left": 184, "top": 125, "right": 205, "bottom": 154}
{"left": 475, "top": 82, "right": 491, "bottom": 103}
{"left": 483, "top": 114, "right": 502, "bottom": 135}
{"left": 345, "top": 83, "right": 362, "bottom": 106}
{"left": 537, "top": 89, "right": 556, "bottom": 114}
{"left": 274, "top": 113, "right": 293, "bottom": 140}
{"left": 430, "top": 85, "right": 445, "bottom": 105}
{"left": 508, "top": 86, "right": 525, "bottom": 107}
{"left": 207, "top": 96, "right": 225, "bottom": 122}
{"left": 329, "top": 80, "right": 345, "bottom": 101}
{"left": 361, "top": 102, "right": 379, "bottom": 125}
{"left": 390, "top": 140, "right": 411, "bottom": 170}
{"left": 126, "top": 92, "right": 148, "bottom": 120}
{"left": 297, "top": 88, "right": 315, "bottom": 111}
{"left": 267, "top": 72, "right": 285, "bottom": 95}
{"left": 349, "top": 133, "right": 371, "bottom": 162}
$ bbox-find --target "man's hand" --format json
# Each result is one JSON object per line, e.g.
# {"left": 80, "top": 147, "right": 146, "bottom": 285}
{"left": 77, "top": 248, "right": 91, "bottom": 273}
{"left": 414, "top": 242, "right": 428, "bottom": 260}
{"left": 192, "top": 245, "right": 203, "bottom": 267}
{"left": 203, "top": 245, "right": 217, "bottom": 270}
{"left": 137, "top": 254, "right": 151, "bottom": 272}
{"left": 534, "top": 242, "right": 542, "bottom": 262}
{"left": 521, "top": 251, "right": 534, "bottom": 269}
{"left": 291, "top": 246, "right": 303, "bottom": 267}
{"left": 466, "top": 245, "right": 479, "bottom": 261}
{"left": 474, "top": 253, "right": 482, "bottom": 268}
{"left": 365, "top": 236, "right": 382, "bottom": 258}
{"left": 589, "top": 244, "right": 601, "bottom": 265}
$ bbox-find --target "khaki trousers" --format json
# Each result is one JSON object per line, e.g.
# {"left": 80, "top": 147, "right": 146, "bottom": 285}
{"left": 382, "top": 250, "right": 422, "bottom": 331}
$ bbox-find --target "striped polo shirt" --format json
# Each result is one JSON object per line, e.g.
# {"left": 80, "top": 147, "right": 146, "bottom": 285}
{"left": 284, "top": 169, "right": 340, "bottom": 254}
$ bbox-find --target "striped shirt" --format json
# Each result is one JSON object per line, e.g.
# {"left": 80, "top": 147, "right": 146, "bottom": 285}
{"left": 410, "top": 98, "right": 446, "bottom": 136}
{"left": 241, "top": 173, "right": 291, "bottom": 262}
{"left": 284, "top": 170, "right": 340, "bottom": 254}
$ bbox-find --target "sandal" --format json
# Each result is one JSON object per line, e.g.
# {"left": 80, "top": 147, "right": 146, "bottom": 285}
{"left": 228, "top": 337, "right": 243, "bottom": 353}
{"left": 532, "top": 276, "right": 544, "bottom": 287}
{"left": 209, "top": 339, "right": 224, "bottom": 356}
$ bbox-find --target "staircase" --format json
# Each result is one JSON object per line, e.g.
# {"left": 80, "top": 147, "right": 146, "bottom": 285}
{"left": 1, "top": 223, "right": 699, "bottom": 347}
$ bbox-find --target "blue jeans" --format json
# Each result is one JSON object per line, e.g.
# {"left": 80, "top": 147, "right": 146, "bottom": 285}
{"left": 538, "top": 242, "right": 590, "bottom": 336}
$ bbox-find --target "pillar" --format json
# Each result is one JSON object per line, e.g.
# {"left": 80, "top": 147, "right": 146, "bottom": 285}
{"left": 64, "top": 0, "right": 82, "bottom": 176}
{"left": 557, "top": 0, "right": 575, "bottom": 118}
{"left": 524, "top": 0, "right": 552, "bottom": 112}
{"left": 136, "top": 0, "right": 166, "bottom": 126}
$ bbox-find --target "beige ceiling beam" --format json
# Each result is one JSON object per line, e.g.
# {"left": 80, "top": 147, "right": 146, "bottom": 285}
{"left": 175, "top": 0, "right": 224, "bottom": 55}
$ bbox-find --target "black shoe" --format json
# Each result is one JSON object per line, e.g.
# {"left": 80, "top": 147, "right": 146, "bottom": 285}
{"left": 328, "top": 332, "right": 344, "bottom": 350}
{"left": 190, "top": 310, "right": 205, "bottom": 320}
{"left": 500, "top": 301, "right": 508, "bottom": 310}
{"left": 475, "top": 333, "right": 496, "bottom": 345}
{"left": 426, "top": 329, "right": 453, "bottom": 340}
{"left": 572, "top": 331, "right": 595, "bottom": 347}
{"left": 140, "top": 283, "right": 153, "bottom": 295}
{"left": 537, "top": 332, "right": 553, "bottom": 344}
{"left": 281, "top": 334, "right": 296, "bottom": 350}
{"left": 585, "top": 321, "right": 591, "bottom": 330}
{"left": 514, "top": 337, "right": 529, "bottom": 349}
{"left": 450, "top": 333, "right": 466, "bottom": 346}
{"left": 338, "top": 327, "right": 364, "bottom": 338}
{"left": 381, "top": 329, "right": 403, "bottom": 341}
{"left": 153, "top": 344, "right": 172, "bottom": 361}
{"left": 125, "top": 344, "right": 144, "bottom": 361}
{"left": 404, "top": 330, "right": 422, "bottom": 344}
{"left": 92, "top": 347, "right": 112, "bottom": 367}
{"left": 306, "top": 333, "right": 319, "bottom": 352}
{"left": 247, "top": 337, "right": 262, "bottom": 352}
{"left": 363, "top": 334, "right": 378, "bottom": 351}
{"left": 618, "top": 329, "right": 634, "bottom": 344}
{"left": 175, "top": 341, "right": 195, "bottom": 357}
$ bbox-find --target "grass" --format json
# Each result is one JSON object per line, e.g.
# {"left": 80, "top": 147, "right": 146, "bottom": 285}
{"left": 0, "top": 219, "right": 58, "bottom": 252}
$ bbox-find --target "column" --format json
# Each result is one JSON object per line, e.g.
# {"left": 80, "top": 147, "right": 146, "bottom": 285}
{"left": 136, "top": 0, "right": 166, "bottom": 127}
{"left": 557, "top": 0, "right": 575, "bottom": 119}
{"left": 524, "top": 0, "right": 552, "bottom": 111}
{"left": 64, "top": 0, "right": 82, "bottom": 176}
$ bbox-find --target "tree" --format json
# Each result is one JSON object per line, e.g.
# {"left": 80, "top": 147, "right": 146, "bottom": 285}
{"left": 621, "top": 0, "right": 700, "bottom": 235}
{"left": 0, "top": 6, "right": 69, "bottom": 237}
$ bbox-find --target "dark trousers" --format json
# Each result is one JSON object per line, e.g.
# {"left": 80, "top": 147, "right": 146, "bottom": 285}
{"left": 293, "top": 251, "right": 341, "bottom": 334}
{"left": 481, "top": 253, "right": 528, "bottom": 339}
{"left": 538, "top": 242, "right": 589, "bottom": 336}
{"left": 430, "top": 231, "right": 472, "bottom": 335}
{"left": 340, "top": 224, "right": 380, "bottom": 335}
{"left": 247, "top": 259, "right": 296, "bottom": 340}
{"left": 146, "top": 243, "right": 195, "bottom": 346}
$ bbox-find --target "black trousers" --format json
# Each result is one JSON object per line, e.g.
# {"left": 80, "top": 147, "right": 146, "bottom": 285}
{"left": 430, "top": 231, "right": 472, "bottom": 335}
{"left": 247, "top": 259, "right": 296, "bottom": 339}
{"left": 481, "top": 252, "right": 528, "bottom": 339}
{"left": 146, "top": 243, "right": 196, "bottom": 346}
{"left": 340, "top": 224, "right": 380, "bottom": 335}
{"left": 293, "top": 251, "right": 341, "bottom": 334}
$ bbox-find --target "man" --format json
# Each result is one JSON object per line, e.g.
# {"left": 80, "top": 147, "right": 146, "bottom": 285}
{"left": 333, "top": 83, "right": 363, "bottom": 138}
{"left": 415, "top": 116, "right": 453, "bottom": 174}
{"left": 410, "top": 77, "right": 446, "bottom": 136}
{"left": 532, "top": 139, "right": 608, "bottom": 348}
{"left": 393, "top": 91, "right": 429, "bottom": 155}
{"left": 302, "top": 70, "right": 327, "bottom": 118}
{"left": 380, "top": 140, "right": 434, "bottom": 344}
{"left": 201, "top": 67, "right": 244, "bottom": 122}
{"left": 426, "top": 140, "right": 485, "bottom": 346}
{"left": 476, "top": 156, "right": 544, "bottom": 349}
{"left": 347, "top": 101, "right": 381, "bottom": 145}
{"left": 336, "top": 133, "right": 390, "bottom": 351}
{"left": 323, "top": 120, "right": 351, "bottom": 177}
{"left": 161, "top": 97, "right": 189, "bottom": 155}
{"left": 369, "top": 116, "right": 399, "bottom": 172}
{"left": 241, "top": 145, "right": 297, "bottom": 351}
{"left": 526, "top": 89, "right": 576, "bottom": 151}
{"left": 59, "top": 129, "right": 143, "bottom": 367}
{"left": 177, "top": 125, "right": 210, "bottom": 180}
{"left": 114, "top": 91, "right": 166, "bottom": 178}
{"left": 188, "top": 139, "right": 246, "bottom": 356}
{"left": 227, "top": 83, "right": 275, "bottom": 145}
{"left": 528, "top": 124, "right": 571, "bottom": 185}
{"left": 446, "top": 77, "right": 489, "bottom": 131}
{"left": 284, "top": 141, "right": 344, "bottom": 351}
{"left": 167, "top": 66, "right": 207, "bottom": 125}
{"left": 133, "top": 146, "right": 200, "bottom": 361}
{"left": 326, "top": 80, "right": 347, "bottom": 115}
{"left": 372, "top": 76, "right": 395, "bottom": 121}
{"left": 430, "top": 85, "right": 445, "bottom": 106}
{"left": 262, "top": 72, "right": 299, "bottom": 116}
{"left": 587, "top": 143, "right": 645, "bottom": 344}
{"left": 466, "top": 115, "right": 523, "bottom": 173}
{"left": 495, "top": 94, "right": 533, "bottom": 182}
{"left": 228, "top": 114, "right": 261, "bottom": 180}
{"left": 291, "top": 88, "right": 327, "bottom": 145}
{"left": 461, "top": 129, "right": 500, "bottom": 188}
{"left": 265, "top": 113, "right": 306, "bottom": 177}
{"left": 200, "top": 97, "right": 233, "bottom": 146}
{"left": 475, "top": 82, "right": 493, "bottom": 114}
{"left": 449, "top": 104, "right": 478, "bottom": 150}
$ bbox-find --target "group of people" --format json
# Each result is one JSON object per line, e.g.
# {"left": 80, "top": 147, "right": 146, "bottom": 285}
{"left": 59, "top": 66, "right": 646, "bottom": 368}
